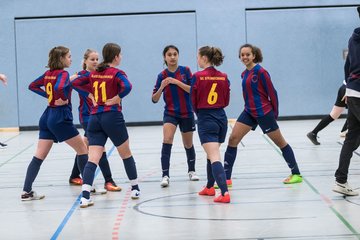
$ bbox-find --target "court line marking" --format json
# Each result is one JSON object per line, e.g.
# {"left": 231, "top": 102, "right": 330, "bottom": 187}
{"left": 262, "top": 134, "right": 360, "bottom": 239}
{"left": 0, "top": 143, "right": 33, "bottom": 168}
{"left": 50, "top": 145, "right": 116, "bottom": 240}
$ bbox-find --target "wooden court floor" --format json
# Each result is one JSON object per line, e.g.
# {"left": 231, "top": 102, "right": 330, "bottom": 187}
{"left": 0, "top": 119, "right": 359, "bottom": 240}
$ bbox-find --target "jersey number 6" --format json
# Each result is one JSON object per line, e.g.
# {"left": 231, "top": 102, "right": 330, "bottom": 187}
{"left": 207, "top": 83, "right": 218, "bottom": 105}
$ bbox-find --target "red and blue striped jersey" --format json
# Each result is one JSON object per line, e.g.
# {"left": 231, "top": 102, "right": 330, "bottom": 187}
{"left": 190, "top": 66, "right": 230, "bottom": 112}
{"left": 29, "top": 69, "right": 72, "bottom": 107}
{"left": 241, "top": 64, "right": 279, "bottom": 118}
{"left": 152, "top": 66, "right": 193, "bottom": 118}
{"left": 72, "top": 67, "right": 132, "bottom": 114}
{"left": 75, "top": 70, "right": 93, "bottom": 124}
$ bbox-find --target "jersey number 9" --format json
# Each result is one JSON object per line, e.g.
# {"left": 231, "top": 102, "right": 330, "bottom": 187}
{"left": 46, "top": 82, "right": 53, "bottom": 103}
{"left": 93, "top": 81, "right": 107, "bottom": 103}
{"left": 207, "top": 83, "right": 218, "bottom": 105}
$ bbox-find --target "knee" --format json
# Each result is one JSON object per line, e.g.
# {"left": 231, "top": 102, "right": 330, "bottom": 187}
{"left": 163, "top": 137, "right": 174, "bottom": 144}
{"left": 228, "top": 134, "right": 240, "bottom": 147}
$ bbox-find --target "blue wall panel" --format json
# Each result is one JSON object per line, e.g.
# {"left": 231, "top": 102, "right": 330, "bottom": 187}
{"left": 15, "top": 12, "right": 197, "bottom": 126}
{"left": 246, "top": 6, "right": 358, "bottom": 116}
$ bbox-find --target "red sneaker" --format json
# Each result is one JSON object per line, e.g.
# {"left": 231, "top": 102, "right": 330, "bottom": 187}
{"left": 69, "top": 177, "right": 83, "bottom": 185}
{"left": 198, "top": 187, "right": 215, "bottom": 196}
{"left": 213, "top": 192, "right": 230, "bottom": 203}
{"left": 104, "top": 181, "right": 122, "bottom": 192}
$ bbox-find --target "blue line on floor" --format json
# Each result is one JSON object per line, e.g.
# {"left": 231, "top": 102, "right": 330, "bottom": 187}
{"left": 50, "top": 146, "right": 116, "bottom": 240}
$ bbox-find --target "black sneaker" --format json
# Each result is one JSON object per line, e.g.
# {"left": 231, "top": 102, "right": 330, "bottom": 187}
{"left": 21, "top": 191, "right": 45, "bottom": 201}
{"left": 307, "top": 132, "right": 320, "bottom": 145}
{"left": 0, "top": 142, "right": 7, "bottom": 148}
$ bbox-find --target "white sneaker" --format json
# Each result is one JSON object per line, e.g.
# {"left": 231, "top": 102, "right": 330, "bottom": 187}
{"left": 188, "top": 171, "right": 200, "bottom": 181}
{"left": 21, "top": 191, "right": 45, "bottom": 201}
{"left": 80, "top": 197, "right": 94, "bottom": 208}
{"left": 160, "top": 176, "right": 170, "bottom": 188}
{"left": 332, "top": 181, "right": 359, "bottom": 196}
{"left": 90, "top": 185, "right": 107, "bottom": 195}
{"left": 131, "top": 189, "right": 141, "bottom": 199}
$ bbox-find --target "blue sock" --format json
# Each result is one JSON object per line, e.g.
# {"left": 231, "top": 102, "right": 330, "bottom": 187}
{"left": 281, "top": 144, "right": 300, "bottom": 175}
{"left": 123, "top": 156, "right": 138, "bottom": 180}
{"left": 77, "top": 154, "right": 88, "bottom": 176}
{"left": 212, "top": 161, "right": 228, "bottom": 196}
{"left": 70, "top": 155, "right": 81, "bottom": 179}
{"left": 98, "top": 152, "right": 113, "bottom": 183}
{"left": 23, "top": 156, "right": 43, "bottom": 192}
{"left": 161, "top": 143, "right": 172, "bottom": 177}
{"left": 206, "top": 159, "right": 215, "bottom": 188}
{"left": 185, "top": 145, "right": 196, "bottom": 172}
{"left": 224, "top": 146, "right": 237, "bottom": 180}
{"left": 82, "top": 161, "right": 97, "bottom": 199}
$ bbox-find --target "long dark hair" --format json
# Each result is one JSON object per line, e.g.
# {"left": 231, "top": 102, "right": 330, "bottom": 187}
{"left": 162, "top": 45, "right": 179, "bottom": 66}
{"left": 96, "top": 43, "right": 121, "bottom": 72}
{"left": 239, "top": 44, "right": 263, "bottom": 63}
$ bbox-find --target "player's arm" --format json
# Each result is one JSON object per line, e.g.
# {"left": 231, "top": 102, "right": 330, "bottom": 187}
{"left": 71, "top": 74, "right": 91, "bottom": 98}
{"left": 169, "top": 77, "right": 190, "bottom": 93}
{"left": 0, "top": 73, "right": 8, "bottom": 86}
{"left": 190, "top": 75, "right": 198, "bottom": 112}
{"left": 152, "top": 76, "right": 169, "bottom": 103}
{"left": 28, "top": 74, "right": 47, "bottom": 98}
{"left": 261, "top": 71, "right": 279, "bottom": 118}
{"left": 116, "top": 71, "right": 132, "bottom": 98}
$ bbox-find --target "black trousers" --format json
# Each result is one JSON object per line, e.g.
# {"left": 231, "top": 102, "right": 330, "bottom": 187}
{"left": 335, "top": 97, "right": 360, "bottom": 183}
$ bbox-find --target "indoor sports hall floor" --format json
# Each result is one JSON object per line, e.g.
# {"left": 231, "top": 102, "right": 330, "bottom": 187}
{"left": 0, "top": 119, "right": 360, "bottom": 240}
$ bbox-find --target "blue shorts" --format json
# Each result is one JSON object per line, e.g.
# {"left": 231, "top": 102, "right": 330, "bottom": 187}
{"left": 39, "top": 106, "right": 79, "bottom": 142}
{"left": 197, "top": 109, "right": 227, "bottom": 144}
{"left": 237, "top": 110, "right": 279, "bottom": 134}
{"left": 163, "top": 114, "right": 195, "bottom": 133}
{"left": 87, "top": 111, "right": 129, "bottom": 147}
{"left": 81, "top": 122, "right": 88, "bottom": 138}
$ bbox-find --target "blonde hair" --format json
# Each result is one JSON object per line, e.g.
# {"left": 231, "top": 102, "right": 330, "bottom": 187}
{"left": 82, "top": 49, "right": 97, "bottom": 70}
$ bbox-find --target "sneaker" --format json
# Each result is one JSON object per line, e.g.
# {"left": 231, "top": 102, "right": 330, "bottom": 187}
{"left": 188, "top": 171, "right": 200, "bottom": 181}
{"left": 69, "top": 177, "right": 83, "bottom": 185}
{"left": 198, "top": 186, "right": 215, "bottom": 196}
{"left": 283, "top": 174, "right": 303, "bottom": 184}
{"left": 307, "top": 132, "right": 320, "bottom": 145}
{"left": 131, "top": 189, "right": 141, "bottom": 199}
{"left": 90, "top": 185, "right": 107, "bottom": 195}
{"left": 332, "top": 181, "right": 359, "bottom": 196}
{"left": 213, "top": 192, "right": 230, "bottom": 203}
{"left": 21, "top": 191, "right": 45, "bottom": 201}
{"left": 160, "top": 176, "right": 170, "bottom": 188}
{"left": 0, "top": 142, "right": 7, "bottom": 149}
{"left": 214, "top": 179, "right": 232, "bottom": 189}
{"left": 80, "top": 197, "right": 94, "bottom": 208}
{"left": 340, "top": 130, "right": 348, "bottom": 138}
{"left": 104, "top": 181, "right": 122, "bottom": 192}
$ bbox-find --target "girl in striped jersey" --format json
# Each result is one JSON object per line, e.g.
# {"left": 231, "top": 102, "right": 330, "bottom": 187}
{"left": 72, "top": 43, "right": 140, "bottom": 208}
{"left": 22, "top": 46, "right": 88, "bottom": 201}
{"left": 152, "top": 45, "right": 199, "bottom": 187}
{"left": 191, "top": 46, "right": 231, "bottom": 203}
{"left": 222, "top": 44, "right": 302, "bottom": 186}
{"left": 68, "top": 49, "right": 121, "bottom": 192}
